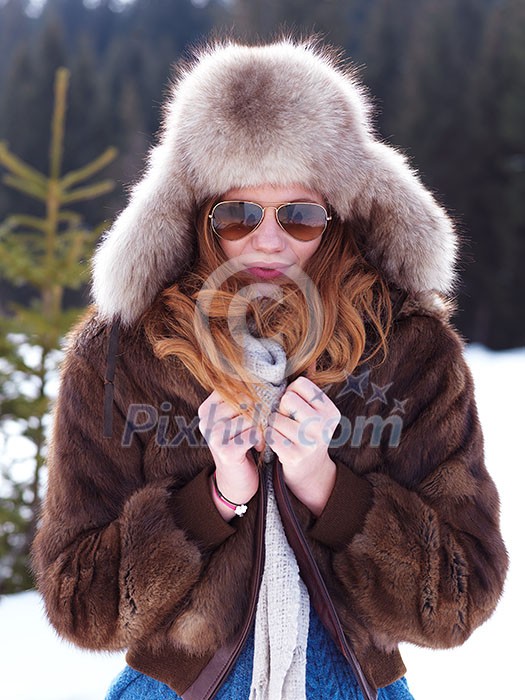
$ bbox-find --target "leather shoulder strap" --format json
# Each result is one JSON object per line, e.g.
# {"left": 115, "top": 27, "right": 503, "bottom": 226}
{"left": 103, "top": 318, "right": 121, "bottom": 439}
{"left": 273, "top": 460, "right": 378, "bottom": 700}
{"left": 182, "top": 475, "right": 267, "bottom": 700}
{"left": 391, "top": 287, "right": 409, "bottom": 320}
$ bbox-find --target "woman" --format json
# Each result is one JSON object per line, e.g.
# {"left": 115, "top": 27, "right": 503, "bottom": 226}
{"left": 32, "top": 39, "right": 508, "bottom": 700}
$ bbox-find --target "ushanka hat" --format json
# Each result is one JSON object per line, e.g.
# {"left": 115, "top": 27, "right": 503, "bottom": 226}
{"left": 92, "top": 38, "right": 458, "bottom": 327}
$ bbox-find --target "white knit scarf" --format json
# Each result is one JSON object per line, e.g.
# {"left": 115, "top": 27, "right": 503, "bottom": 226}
{"left": 241, "top": 327, "right": 310, "bottom": 700}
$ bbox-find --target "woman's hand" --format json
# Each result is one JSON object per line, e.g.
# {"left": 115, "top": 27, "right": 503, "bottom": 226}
{"left": 198, "top": 389, "right": 263, "bottom": 520}
{"left": 266, "top": 376, "right": 340, "bottom": 516}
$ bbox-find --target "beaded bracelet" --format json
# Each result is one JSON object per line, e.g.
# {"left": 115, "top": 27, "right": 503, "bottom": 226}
{"left": 212, "top": 472, "right": 248, "bottom": 517}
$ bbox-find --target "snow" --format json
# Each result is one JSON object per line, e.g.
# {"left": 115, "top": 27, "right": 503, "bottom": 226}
{"left": 0, "top": 590, "right": 124, "bottom": 699}
{"left": 0, "top": 344, "right": 523, "bottom": 700}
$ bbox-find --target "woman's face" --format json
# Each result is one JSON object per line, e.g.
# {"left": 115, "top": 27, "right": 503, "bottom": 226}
{"left": 216, "top": 184, "right": 326, "bottom": 280}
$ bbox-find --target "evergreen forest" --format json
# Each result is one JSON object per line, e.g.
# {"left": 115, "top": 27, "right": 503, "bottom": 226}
{"left": 1, "top": 0, "right": 524, "bottom": 347}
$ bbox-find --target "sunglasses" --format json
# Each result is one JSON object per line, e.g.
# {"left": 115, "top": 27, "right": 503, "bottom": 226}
{"left": 209, "top": 200, "right": 332, "bottom": 242}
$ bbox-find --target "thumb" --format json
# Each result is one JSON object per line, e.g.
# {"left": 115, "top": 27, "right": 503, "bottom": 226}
{"left": 254, "top": 427, "right": 264, "bottom": 452}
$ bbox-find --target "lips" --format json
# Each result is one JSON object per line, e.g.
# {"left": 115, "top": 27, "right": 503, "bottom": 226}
{"left": 245, "top": 266, "right": 289, "bottom": 279}
{"left": 246, "top": 262, "right": 290, "bottom": 270}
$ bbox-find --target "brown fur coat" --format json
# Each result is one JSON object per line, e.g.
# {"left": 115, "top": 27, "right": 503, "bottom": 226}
{"left": 32, "top": 298, "right": 508, "bottom": 692}
{"left": 32, "top": 39, "right": 508, "bottom": 695}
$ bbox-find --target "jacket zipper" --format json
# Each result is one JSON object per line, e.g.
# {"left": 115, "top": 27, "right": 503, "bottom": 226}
{"left": 273, "top": 459, "right": 378, "bottom": 700}
{"left": 182, "top": 468, "right": 267, "bottom": 700}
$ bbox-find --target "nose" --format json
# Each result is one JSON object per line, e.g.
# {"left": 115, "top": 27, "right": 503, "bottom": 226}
{"left": 250, "top": 207, "right": 286, "bottom": 253}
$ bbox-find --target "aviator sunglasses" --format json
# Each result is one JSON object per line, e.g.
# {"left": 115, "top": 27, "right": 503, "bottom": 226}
{"left": 209, "top": 200, "right": 332, "bottom": 242}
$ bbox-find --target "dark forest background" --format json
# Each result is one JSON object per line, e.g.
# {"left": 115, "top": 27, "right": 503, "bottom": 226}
{"left": 0, "top": 0, "right": 524, "bottom": 348}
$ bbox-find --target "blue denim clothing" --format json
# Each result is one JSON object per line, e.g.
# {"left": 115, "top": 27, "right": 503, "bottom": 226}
{"left": 106, "top": 606, "right": 414, "bottom": 700}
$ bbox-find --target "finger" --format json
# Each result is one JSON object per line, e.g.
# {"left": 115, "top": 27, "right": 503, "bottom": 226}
{"left": 266, "top": 414, "right": 296, "bottom": 442}
{"left": 216, "top": 394, "right": 256, "bottom": 420}
{"left": 207, "top": 410, "right": 259, "bottom": 443}
{"left": 270, "top": 411, "right": 326, "bottom": 447}
{"left": 269, "top": 410, "right": 297, "bottom": 433}
{"left": 287, "top": 375, "right": 316, "bottom": 393}
{"left": 198, "top": 390, "right": 225, "bottom": 418}
{"left": 199, "top": 390, "right": 252, "bottom": 415}
{"left": 229, "top": 414, "right": 261, "bottom": 440}
{"left": 277, "top": 390, "right": 316, "bottom": 424}
{"left": 227, "top": 424, "right": 262, "bottom": 450}
{"left": 200, "top": 396, "right": 252, "bottom": 425}
{"left": 237, "top": 394, "right": 253, "bottom": 409}
{"left": 265, "top": 424, "right": 294, "bottom": 449}
{"left": 254, "top": 428, "right": 264, "bottom": 452}
{"left": 286, "top": 376, "right": 328, "bottom": 409}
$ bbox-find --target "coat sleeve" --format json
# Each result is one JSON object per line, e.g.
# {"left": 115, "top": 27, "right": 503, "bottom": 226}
{"left": 31, "top": 347, "right": 235, "bottom": 651}
{"left": 308, "top": 315, "right": 508, "bottom": 651}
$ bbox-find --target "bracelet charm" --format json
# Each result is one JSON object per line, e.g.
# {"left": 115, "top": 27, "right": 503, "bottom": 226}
{"left": 212, "top": 473, "right": 248, "bottom": 517}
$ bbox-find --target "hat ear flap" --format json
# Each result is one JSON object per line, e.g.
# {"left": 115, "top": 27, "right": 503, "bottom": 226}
{"left": 351, "top": 143, "right": 458, "bottom": 295}
{"left": 91, "top": 143, "right": 194, "bottom": 326}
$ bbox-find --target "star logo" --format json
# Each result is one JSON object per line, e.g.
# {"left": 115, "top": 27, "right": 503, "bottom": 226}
{"left": 365, "top": 382, "right": 393, "bottom": 405}
{"left": 392, "top": 398, "right": 409, "bottom": 414}
{"left": 336, "top": 369, "right": 370, "bottom": 400}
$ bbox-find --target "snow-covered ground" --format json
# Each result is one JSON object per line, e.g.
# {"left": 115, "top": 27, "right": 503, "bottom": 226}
{"left": 0, "top": 344, "right": 523, "bottom": 700}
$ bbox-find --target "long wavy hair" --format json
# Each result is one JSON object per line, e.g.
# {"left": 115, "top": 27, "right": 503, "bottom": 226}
{"left": 143, "top": 198, "right": 393, "bottom": 440}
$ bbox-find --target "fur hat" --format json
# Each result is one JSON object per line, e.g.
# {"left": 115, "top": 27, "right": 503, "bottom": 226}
{"left": 92, "top": 38, "right": 458, "bottom": 326}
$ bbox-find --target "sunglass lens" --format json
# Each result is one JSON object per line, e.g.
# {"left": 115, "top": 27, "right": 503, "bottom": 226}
{"left": 211, "top": 202, "right": 262, "bottom": 240}
{"left": 277, "top": 204, "right": 327, "bottom": 240}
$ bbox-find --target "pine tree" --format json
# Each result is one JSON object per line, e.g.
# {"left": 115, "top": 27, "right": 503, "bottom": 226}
{"left": 0, "top": 67, "right": 117, "bottom": 593}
